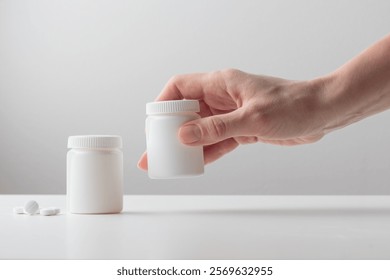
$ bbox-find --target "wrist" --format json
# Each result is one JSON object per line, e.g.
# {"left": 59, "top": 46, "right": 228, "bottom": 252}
{"left": 308, "top": 73, "right": 352, "bottom": 135}
{"left": 292, "top": 77, "right": 333, "bottom": 136}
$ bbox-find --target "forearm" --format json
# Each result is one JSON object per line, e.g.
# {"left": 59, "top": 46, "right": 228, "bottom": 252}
{"left": 318, "top": 34, "right": 390, "bottom": 133}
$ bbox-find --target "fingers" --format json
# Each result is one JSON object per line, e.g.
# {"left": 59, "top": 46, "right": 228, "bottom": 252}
{"left": 178, "top": 108, "right": 248, "bottom": 146}
{"left": 156, "top": 73, "right": 208, "bottom": 101}
{"left": 256, "top": 133, "right": 324, "bottom": 146}
{"left": 137, "top": 152, "right": 148, "bottom": 171}
{"left": 156, "top": 72, "right": 225, "bottom": 101}
{"left": 138, "top": 138, "right": 239, "bottom": 171}
{"left": 234, "top": 136, "right": 259, "bottom": 144}
{"left": 203, "top": 138, "right": 239, "bottom": 165}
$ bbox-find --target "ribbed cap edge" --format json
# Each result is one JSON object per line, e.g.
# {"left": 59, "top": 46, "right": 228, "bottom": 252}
{"left": 68, "top": 135, "right": 122, "bottom": 149}
{"left": 146, "top": 100, "right": 200, "bottom": 114}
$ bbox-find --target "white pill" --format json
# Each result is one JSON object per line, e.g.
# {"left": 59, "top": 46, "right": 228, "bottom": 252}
{"left": 24, "top": 200, "right": 39, "bottom": 215}
{"left": 40, "top": 207, "right": 60, "bottom": 216}
{"left": 13, "top": 206, "right": 25, "bottom": 214}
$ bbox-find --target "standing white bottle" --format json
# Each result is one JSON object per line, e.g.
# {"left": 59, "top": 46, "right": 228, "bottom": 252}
{"left": 67, "top": 135, "right": 123, "bottom": 214}
{"left": 146, "top": 100, "right": 204, "bottom": 179}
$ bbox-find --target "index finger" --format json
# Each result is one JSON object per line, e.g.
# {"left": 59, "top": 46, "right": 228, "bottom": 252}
{"left": 156, "top": 72, "right": 213, "bottom": 101}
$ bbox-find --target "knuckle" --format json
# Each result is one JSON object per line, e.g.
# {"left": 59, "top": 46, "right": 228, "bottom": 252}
{"left": 218, "top": 68, "right": 245, "bottom": 93}
{"left": 162, "top": 74, "right": 185, "bottom": 100}
{"left": 220, "top": 68, "right": 242, "bottom": 80}
{"left": 207, "top": 117, "right": 227, "bottom": 139}
{"left": 167, "top": 74, "right": 181, "bottom": 86}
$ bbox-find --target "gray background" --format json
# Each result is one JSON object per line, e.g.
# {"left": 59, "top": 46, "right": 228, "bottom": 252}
{"left": 1, "top": 0, "right": 389, "bottom": 195}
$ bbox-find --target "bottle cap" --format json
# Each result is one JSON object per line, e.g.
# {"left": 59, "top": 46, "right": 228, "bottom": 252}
{"left": 68, "top": 135, "right": 122, "bottom": 149}
{"left": 146, "top": 100, "right": 200, "bottom": 115}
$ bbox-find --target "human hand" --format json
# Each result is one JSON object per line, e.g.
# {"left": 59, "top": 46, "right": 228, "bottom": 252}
{"left": 138, "top": 69, "right": 327, "bottom": 170}
{"left": 139, "top": 34, "right": 390, "bottom": 171}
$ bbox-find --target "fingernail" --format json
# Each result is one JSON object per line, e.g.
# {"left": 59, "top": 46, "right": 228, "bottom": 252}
{"left": 179, "top": 124, "right": 201, "bottom": 144}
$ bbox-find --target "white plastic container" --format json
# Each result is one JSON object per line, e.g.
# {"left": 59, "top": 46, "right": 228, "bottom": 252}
{"left": 146, "top": 100, "right": 204, "bottom": 179}
{"left": 67, "top": 135, "right": 123, "bottom": 214}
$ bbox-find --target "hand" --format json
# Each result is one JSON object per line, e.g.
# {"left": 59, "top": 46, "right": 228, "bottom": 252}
{"left": 138, "top": 69, "right": 326, "bottom": 170}
{"left": 139, "top": 35, "right": 390, "bottom": 171}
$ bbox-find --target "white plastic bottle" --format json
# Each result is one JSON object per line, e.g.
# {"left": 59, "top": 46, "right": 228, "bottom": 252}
{"left": 67, "top": 135, "right": 123, "bottom": 214}
{"left": 146, "top": 100, "right": 204, "bottom": 179}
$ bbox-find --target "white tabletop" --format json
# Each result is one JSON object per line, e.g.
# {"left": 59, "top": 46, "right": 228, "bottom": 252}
{"left": 1, "top": 195, "right": 390, "bottom": 260}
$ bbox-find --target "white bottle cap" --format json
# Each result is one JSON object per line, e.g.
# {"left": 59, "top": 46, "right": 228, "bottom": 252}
{"left": 146, "top": 100, "right": 200, "bottom": 115}
{"left": 68, "top": 135, "right": 122, "bottom": 149}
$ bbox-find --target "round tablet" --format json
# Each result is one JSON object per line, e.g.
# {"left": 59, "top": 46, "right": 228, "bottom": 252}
{"left": 24, "top": 200, "right": 39, "bottom": 215}
{"left": 13, "top": 206, "right": 25, "bottom": 214}
{"left": 40, "top": 207, "right": 60, "bottom": 216}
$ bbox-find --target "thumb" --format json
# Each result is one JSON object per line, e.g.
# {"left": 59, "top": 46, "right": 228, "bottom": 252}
{"left": 178, "top": 109, "right": 246, "bottom": 146}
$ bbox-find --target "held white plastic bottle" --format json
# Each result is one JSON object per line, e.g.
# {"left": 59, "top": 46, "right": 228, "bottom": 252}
{"left": 67, "top": 135, "right": 123, "bottom": 214}
{"left": 146, "top": 100, "right": 204, "bottom": 179}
